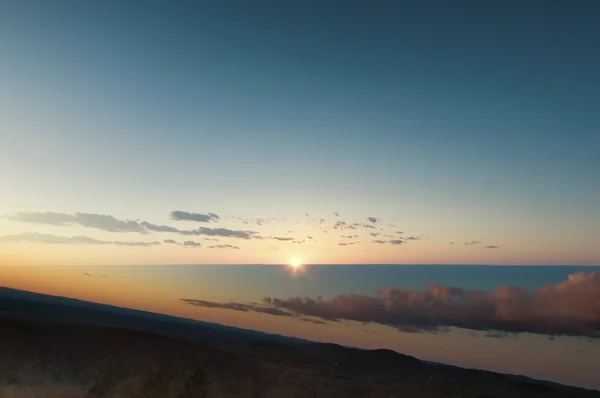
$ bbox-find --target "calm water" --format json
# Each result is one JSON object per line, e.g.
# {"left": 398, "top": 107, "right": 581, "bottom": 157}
{"left": 67, "top": 264, "right": 600, "bottom": 302}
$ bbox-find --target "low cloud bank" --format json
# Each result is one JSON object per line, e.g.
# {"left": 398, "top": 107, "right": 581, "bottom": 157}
{"left": 262, "top": 272, "right": 600, "bottom": 338}
{"left": 180, "top": 272, "right": 600, "bottom": 338}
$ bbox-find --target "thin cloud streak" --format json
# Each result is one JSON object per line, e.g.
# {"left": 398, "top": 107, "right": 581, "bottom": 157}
{"left": 170, "top": 211, "right": 220, "bottom": 223}
{"left": 181, "top": 299, "right": 292, "bottom": 316}
{"left": 8, "top": 212, "right": 147, "bottom": 233}
{"left": 1, "top": 233, "right": 159, "bottom": 247}
{"left": 180, "top": 227, "right": 255, "bottom": 239}
{"left": 208, "top": 244, "right": 240, "bottom": 249}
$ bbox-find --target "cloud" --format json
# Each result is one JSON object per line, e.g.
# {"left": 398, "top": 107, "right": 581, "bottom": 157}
{"left": 338, "top": 242, "right": 358, "bottom": 246}
{"left": 163, "top": 239, "right": 201, "bottom": 247}
{"left": 260, "top": 272, "right": 600, "bottom": 338}
{"left": 341, "top": 235, "right": 359, "bottom": 239}
{"left": 181, "top": 299, "right": 293, "bottom": 317}
{"left": 485, "top": 245, "right": 501, "bottom": 249}
{"left": 334, "top": 212, "right": 340, "bottom": 217}
{"left": 1, "top": 233, "right": 159, "bottom": 247}
{"left": 367, "top": 217, "right": 380, "bottom": 224}
{"left": 396, "top": 231, "right": 404, "bottom": 234}
{"left": 464, "top": 240, "right": 480, "bottom": 246}
{"left": 170, "top": 211, "right": 220, "bottom": 223}
{"left": 484, "top": 331, "right": 513, "bottom": 339}
{"left": 370, "top": 232, "right": 380, "bottom": 237}
{"left": 0, "top": 233, "right": 109, "bottom": 245}
{"left": 8, "top": 212, "right": 147, "bottom": 233}
{"left": 372, "top": 240, "right": 387, "bottom": 244}
{"left": 405, "top": 236, "right": 422, "bottom": 241}
{"left": 449, "top": 242, "right": 454, "bottom": 245}
{"left": 254, "top": 235, "right": 306, "bottom": 243}
{"left": 208, "top": 244, "right": 240, "bottom": 249}
{"left": 301, "top": 318, "right": 328, "bottom": 325}
{"left": 333, "top": 221, "right": 357, "bottom": 230}
{"left": 140, "top": 221, "right": 180, "bottom": 233}
{"left": 180, "top": 227, "right": 255, "bottom": 239}
{"left": 113, "top": 241, "right": 160, "bottom": 247}
{"left": 389, "top": 239, "right": 405, "bottom": 245}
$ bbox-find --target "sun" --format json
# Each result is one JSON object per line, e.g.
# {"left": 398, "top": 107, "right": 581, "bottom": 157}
{"left": 291, "top": 259, "right": 301, "bottom": 269}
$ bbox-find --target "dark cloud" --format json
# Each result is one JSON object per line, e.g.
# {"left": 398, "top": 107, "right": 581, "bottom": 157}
{"left": 140, "top": 221, "right": 180, "bottom": 233}
{"left": 449, "top": 242, "right": 454, "bottom": 245}
{"left": 170, "top": 211, "right": 220, "bottom": 223}
{"left": 164, "top": 239, "right": 178, "bottom": 245}
{"left": 367, "top": 217, "right": 380, "bottom": 224}
{"left": 396, "top": 231, "right": 404, "bottom": 234}
{"left": 372, "top": 240, "right": 387, "bottom": 244}
{"left": 301, "top": 318, "right": 328, "bottom": 325}
{"left": 485, "top": 245, "right": 501, "bottom": 249}
{"left": 208, "top": 244, "right": 240, "bottom": 249}
{"left": 333, "top": 221, "right": 357, "bottom": 230}
{"left": 370, "top": 232, "right": 380, "bottom": 237}
{"left": 83, "top": 273, "right": 92, "bottom": 277}
{"left": 8, "top": 212, "right": 147, "bottom": 233}
{"left": 180, "top": 227, "right": 255, "bottom": 239}
{"left": 338, "top": 242, "right": 358, "bottom": 246}
{"left": 465, "top": 240, "right": 480, "bottom": 246}
{"left": 181, "top": 299, "right": 293, "bottom": 317}
{"left": 361, "top": 223, "right": 377, "bottom": 229}
{"left": 334, "top": 212, "right": 340, "bottom": 217}
{"left": 261, "top": 272, "right": 600, "bottom": 338}
{"left": 484, "top": 331, "right": 513, "bottom": 339}
{"left": 341, "top": 235, "right": 359, "bottom": 239}
{"left": 389, "top": 239, "right": 405, "bottom": 245}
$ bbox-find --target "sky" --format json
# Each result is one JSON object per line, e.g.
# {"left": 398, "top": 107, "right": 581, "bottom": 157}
{"left": 1, "top": 1, "right": 600, "bottom": 266}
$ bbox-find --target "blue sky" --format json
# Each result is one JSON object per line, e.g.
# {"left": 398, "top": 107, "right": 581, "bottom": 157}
{"left": 1, "top": 1, "right": 599, "bottom": 265}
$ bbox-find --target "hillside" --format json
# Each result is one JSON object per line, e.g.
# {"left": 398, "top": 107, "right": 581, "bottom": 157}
{"left": 1, "top": 287, "right": 598, "bottom": 398}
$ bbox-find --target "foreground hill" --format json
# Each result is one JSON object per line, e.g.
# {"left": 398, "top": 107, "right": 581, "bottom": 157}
{"left": 0, "top": 287, "right": 598, "bottom": 398}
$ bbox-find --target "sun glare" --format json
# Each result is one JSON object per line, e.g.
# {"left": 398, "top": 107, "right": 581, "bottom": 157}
{"left": 287, "top": 258, "right": 303, "bottom": 275}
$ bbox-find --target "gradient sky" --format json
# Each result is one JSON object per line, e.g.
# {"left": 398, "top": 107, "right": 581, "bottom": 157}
{"left": 1, "top": 1, "right": 599, "bottom": 266}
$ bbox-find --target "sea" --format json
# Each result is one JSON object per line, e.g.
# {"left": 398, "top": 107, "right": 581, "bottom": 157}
{"left": 2, "top": 264, "right": 599, "bottom": 390}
